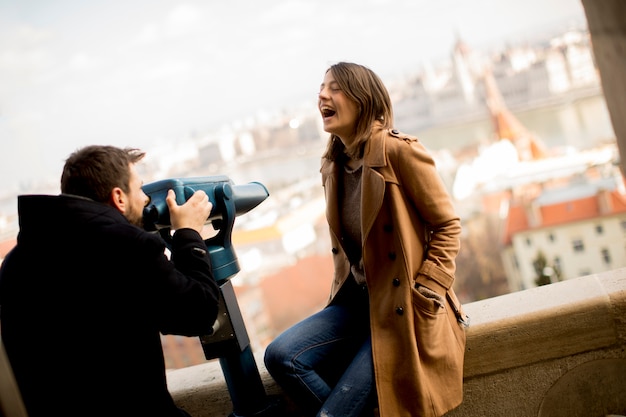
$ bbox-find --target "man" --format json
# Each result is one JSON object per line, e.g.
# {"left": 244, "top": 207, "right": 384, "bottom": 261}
{"left": 0, "top": 145, "right": 220, "bottom": 416}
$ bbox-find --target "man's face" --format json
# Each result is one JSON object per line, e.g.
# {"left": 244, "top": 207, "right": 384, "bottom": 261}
{"left": 124, "top": 163, "right": 149, "bottom": 227}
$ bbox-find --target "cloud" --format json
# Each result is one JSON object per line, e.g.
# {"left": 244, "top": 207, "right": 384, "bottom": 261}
{"left": 0, "top": 24, "right": 53, "bottom": 74}
{"left": 127, "top": 3, "right": 205, "bottom": 48}
{"left": 142, "top": 60, "right": 193, "bottom": 82}
{"left": 130, "top": 23, "right": 161, "bottom": 47}
{"left": 258, "top": 1, "right": 315, "bottom": 26}
{"left": 67, "top": 53, "right": 100, "bottom": 71}
{"left": 165, "top": 3, "right": 204, "bottom": 37}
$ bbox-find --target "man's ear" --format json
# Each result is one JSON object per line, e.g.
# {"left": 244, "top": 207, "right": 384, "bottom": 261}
{"left": 110, "top": 187, "right": 127, "bottom": 214}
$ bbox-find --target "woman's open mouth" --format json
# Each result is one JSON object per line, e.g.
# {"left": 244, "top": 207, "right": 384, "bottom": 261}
{"left": 320, "top": 106, "right": 336, "bottom": 118}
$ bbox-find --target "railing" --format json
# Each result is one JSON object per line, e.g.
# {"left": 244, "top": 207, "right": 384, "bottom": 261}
{"left": 166, "top": 268, "right": 626, "bottom": 417}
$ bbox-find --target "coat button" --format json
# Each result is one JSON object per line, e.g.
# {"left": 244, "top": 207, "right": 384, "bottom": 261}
{"left": 392, "top": 129, "right": 399, "bottom": 134}
{"left": 383, "top": 224, "right": 393, "bottom": 233}
{"left": 392, "top": 278, "right": 400, "bottom": 287}
{"left": 395, "top": 307, "right": 404, "bottom": 315}
{"left": 388, "top": 252, "right": 396, "bottom": 260}
{"left": 331, "top": 247, "right": 338, "bottom": 254}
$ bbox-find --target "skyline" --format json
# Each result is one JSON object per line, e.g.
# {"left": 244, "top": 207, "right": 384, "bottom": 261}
{"left": 0, "top": 0, "right": 587, "bottom": 197}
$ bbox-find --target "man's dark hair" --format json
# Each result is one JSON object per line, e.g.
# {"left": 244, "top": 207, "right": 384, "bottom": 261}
{"left": 61, "top": 145, "right": 146, "bottom": 203}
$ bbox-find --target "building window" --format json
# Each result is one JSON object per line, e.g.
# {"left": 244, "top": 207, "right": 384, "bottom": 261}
{"left": 601, "top": 248, "right": 611, "bottom": 265}
{"left": 526, "top": 237, "right": 532, "bottom": 246}
{"left": 595, "top": 224, "right": 604, "bottom": 235}
{"left": 548, "top": 233, "right": 555, "bottom": 242}
{"left": 554, "top": 256, "right": 561, "bottom": 272}
{"left": 572, "top": 239, "right": 585, "bottom": 252}
{"left": 621, "top": 220, "right": 626, "bottom": 232}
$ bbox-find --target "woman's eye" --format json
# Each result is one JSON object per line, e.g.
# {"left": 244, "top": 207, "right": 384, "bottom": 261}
{"left": 319, "top": 84, "right": 342, "bottom": 94}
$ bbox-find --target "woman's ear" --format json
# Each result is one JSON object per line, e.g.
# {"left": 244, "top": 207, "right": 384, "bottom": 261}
{"left": 109, "top": 187, "right": 127, "bottom": 214}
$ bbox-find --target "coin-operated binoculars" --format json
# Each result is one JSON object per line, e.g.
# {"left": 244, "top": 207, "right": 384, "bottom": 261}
{"left": 142, "top": 176, "right": 281, "bottom": 417}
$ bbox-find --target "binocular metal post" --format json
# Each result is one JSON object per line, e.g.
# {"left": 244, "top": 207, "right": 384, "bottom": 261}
{"left": 201, "top": 281, "right": 281, "bottom": 417}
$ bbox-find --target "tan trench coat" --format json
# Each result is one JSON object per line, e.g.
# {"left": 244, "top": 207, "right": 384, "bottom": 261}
{"left": 320, "top": 124, "right": 467, "bottom": 417}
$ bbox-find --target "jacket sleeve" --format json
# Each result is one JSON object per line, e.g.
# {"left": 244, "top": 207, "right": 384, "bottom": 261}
{"left": 394, "top": 134, "right": 461, "bottom": 290}
{"left": 143, "top": 228, "right": 220, "bottom": 336}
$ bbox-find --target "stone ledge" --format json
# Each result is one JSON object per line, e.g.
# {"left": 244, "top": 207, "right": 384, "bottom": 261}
{"left": 462, "top": 268, "right": 626, "bottom": 377}
{"left": 167, "top": 354, "right": 284, "bottom": 417}
{"left": 167, "top": 268, "right": 626, "bottom": 417}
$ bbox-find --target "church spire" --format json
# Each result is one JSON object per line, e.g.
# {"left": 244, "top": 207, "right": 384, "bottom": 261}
{"left": 483, "top": 67, "right": 549, "bottom": 161}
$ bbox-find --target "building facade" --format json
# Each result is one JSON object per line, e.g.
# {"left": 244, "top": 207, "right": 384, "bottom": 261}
{"left": 501, "top": 168, "right": 626, "bottom": 290}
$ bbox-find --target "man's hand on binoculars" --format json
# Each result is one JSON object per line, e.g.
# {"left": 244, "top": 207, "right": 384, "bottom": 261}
{"left": 165, "top": 189, "right": 213, "bottom": 234}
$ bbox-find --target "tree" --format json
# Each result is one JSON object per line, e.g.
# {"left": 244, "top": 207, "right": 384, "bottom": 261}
{"left": 533, "top": 250, "right": 557, "bottom": 286}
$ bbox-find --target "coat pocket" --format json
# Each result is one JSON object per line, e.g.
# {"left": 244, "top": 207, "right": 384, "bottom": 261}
{"left": 410, "top": 281, "right": 467, "bottom": 416}
{"left": 411, "top": 282, "right": 466, "bottom": 360}
{"left": 413, "top": 283, "right": 446, "bottom": 314}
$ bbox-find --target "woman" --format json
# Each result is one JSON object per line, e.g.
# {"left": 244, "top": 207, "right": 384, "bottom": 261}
{"left": 264, "top": 62, "right": 468, "bottom": 417}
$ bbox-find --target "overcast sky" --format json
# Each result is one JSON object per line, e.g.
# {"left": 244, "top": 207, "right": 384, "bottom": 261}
{"left": 0, "top": 0, "right": 586, "bottom": 196}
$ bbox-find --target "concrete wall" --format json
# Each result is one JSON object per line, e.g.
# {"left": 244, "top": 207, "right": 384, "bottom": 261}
{"left": 582, "top": 0, "right": 626, "bottom": 177}
{"left": 167, "top": 268, "right": 626, "bottom": 417}
{"left": 445, "top": 269, "right": 626, "bottom": 417}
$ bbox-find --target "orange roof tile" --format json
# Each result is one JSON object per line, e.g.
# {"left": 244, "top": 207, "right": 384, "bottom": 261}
{"left": 502, "top": 188, "right": 626, "bottom": 244}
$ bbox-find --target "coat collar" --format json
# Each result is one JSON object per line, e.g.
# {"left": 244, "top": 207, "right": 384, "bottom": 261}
{"left": 363, "top": 122, "right": 387, "bottom": 168}
{"left": 320, "top": 121, "right": 388, "bottom": 176}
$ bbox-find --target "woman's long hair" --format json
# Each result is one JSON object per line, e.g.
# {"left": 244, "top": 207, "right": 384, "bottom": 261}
{"left": 321, "top": 62, "right": 394, "bottom": 161}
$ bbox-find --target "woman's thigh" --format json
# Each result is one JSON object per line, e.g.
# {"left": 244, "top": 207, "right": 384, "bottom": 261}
{"left": 265, "top": 303, "right": 367, "bottom": 372}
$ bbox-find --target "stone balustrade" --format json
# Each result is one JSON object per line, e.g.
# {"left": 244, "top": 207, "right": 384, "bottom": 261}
{"left": 166, "top": 268, "right": 626, "bottom": 417}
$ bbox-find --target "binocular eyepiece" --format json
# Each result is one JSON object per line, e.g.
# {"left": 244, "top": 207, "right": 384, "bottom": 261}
{"left": 142, "top": 175, "right": 269, "bottom": 232}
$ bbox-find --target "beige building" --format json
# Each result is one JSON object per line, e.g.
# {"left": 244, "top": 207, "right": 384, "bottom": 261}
{"left": 501, "top": 169, "right": 626, "bottom": 291}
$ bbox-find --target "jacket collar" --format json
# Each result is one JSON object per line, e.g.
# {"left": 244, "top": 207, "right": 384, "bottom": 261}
{"left": 363, "top": 122, "right": 387, "bottom": 169}
{"left": 320, "top": 121, "right": 388, "bottom": 176}
{"left": 17, "top": 194, "right": 128, "bottom": 238}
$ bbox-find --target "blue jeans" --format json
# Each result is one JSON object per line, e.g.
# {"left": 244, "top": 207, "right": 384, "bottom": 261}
{"left": 264, "top": 280, "right": 376, "bottom": 417}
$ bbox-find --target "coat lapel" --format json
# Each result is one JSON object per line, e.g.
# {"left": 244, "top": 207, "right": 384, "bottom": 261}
{"left": 321, "top": 159, "right": 342, "bottom": 241}
{"left": 321, "top": 124, "right": 388, "bottom": 245}
{"left": 361, "top": 126, "right": 387, "bottom": 242}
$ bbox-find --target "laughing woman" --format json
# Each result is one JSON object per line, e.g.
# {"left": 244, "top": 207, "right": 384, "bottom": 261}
{"left": 264, "top": 62, "right": 469, "bottom": 417}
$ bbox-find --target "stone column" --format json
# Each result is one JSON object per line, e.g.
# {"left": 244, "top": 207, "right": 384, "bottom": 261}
{"left": 581, "top": 0, "right": 626, "bottom": 176}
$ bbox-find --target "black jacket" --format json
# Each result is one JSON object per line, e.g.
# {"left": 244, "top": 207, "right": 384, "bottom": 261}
{"left": 0, "top": 194, "right": 220, "bottom": 416}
